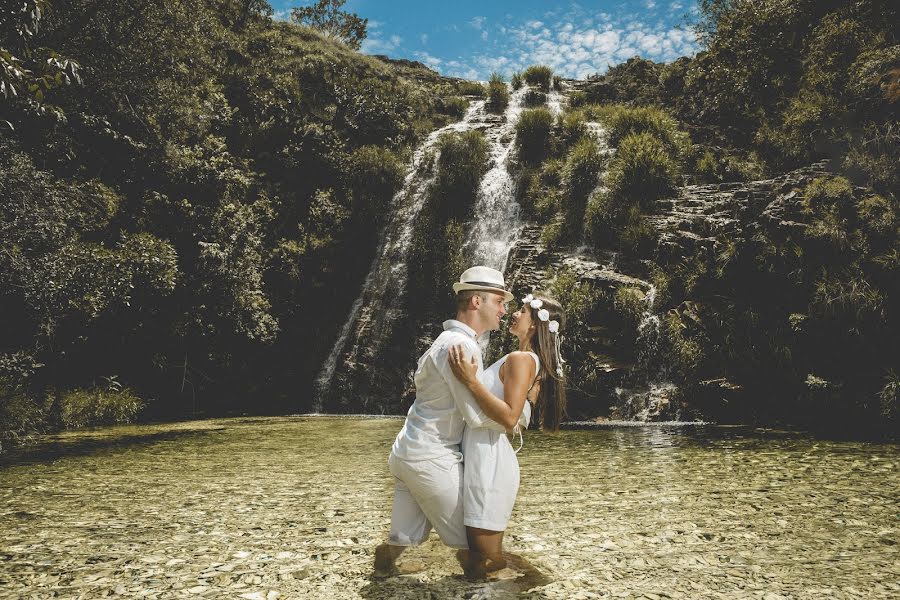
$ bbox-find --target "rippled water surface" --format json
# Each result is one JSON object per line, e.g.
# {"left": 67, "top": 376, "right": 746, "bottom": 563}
{"left": 1, "top": 417, "right": 898, "bottom": 599}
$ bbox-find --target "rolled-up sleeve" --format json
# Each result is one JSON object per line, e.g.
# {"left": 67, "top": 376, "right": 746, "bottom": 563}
{"left": 437, "top": 338, "right": 500, "bottom": 430}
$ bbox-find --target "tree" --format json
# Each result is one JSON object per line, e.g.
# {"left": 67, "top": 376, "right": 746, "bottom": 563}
{"left": 0, "top": 0, "right": 80, "bottom": 123}
{"left": 291, "top": 0, "right": 367, "bottom": 50}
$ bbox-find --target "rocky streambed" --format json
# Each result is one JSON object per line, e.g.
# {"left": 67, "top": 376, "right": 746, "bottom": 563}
{"left": 1, "top": 417, "right": 898, "bottom": 599}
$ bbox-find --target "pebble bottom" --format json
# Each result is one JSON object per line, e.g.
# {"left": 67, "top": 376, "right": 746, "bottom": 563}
{"left": 1, "top": 417, "right": 897, "bottom": 599}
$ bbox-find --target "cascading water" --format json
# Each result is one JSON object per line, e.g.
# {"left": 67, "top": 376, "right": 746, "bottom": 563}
{"left": 465, "top": 87, "right": 526, "bottom": 271}
{"left": 466, "top": 86, "right": 566, "bottom": 271}
{"left": 612, "top": 284, "right": 679, "bottom": 421}
{"left": 311, "top": 101, "right": 484, "bottom": 412}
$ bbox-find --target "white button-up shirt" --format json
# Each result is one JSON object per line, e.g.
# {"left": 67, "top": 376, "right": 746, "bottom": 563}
{"left": 391, "top": 319, "right": 498, "bottom": 461}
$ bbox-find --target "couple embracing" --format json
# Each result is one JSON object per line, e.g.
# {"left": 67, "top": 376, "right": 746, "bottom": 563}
{"left": 374, "top": 266, "right": 566, "bottom": 580}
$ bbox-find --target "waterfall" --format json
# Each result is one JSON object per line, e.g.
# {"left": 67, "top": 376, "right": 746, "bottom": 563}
{"left": 635, "top": 285, "right": 661, "bottom": 373}
{"left": 311, "top": 101, "right": 485, "bottom": 412}
{"left": 465, "top": 87, "right": 525, "bottom": 271}
{"left": 466, "top": 86, "right": 566, "bottom": 271}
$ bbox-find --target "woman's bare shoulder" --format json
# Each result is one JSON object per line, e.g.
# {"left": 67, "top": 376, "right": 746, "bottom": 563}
{"left": 505, "top": 351, "right": 537, "bottom": 374}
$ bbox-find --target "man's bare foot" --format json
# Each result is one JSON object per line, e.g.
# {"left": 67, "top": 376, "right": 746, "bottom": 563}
{"left": 372, "top": 544, "right": 402, "bottom": 579}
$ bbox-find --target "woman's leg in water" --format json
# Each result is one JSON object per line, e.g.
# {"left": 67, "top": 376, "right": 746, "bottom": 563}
{"left": 465, "top": 526, "right": 506, "bottom": 577}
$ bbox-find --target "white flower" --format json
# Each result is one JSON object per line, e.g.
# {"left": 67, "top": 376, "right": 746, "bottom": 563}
{"left": 530, "top": 298, "right": 543, "bottom": 309}
{"left": 522, "top": 293, "right": 534, "bottom": 304}
{"left": 548, "top": 320, "right": 559, "bottom": 333}
{"left": 537, "top": 308, "right": 550, "bottom": 322}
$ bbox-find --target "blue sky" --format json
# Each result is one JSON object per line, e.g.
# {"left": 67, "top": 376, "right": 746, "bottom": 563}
{"left": 272, "top": 1, "right": 701, "bottom": 80}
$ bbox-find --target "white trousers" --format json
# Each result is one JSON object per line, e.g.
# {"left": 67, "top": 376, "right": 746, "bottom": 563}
{"left": 387, "top": 452, "right": 468, "bottom": 549}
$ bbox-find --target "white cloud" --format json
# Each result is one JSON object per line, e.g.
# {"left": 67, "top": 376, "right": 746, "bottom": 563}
{"left": 414, "top": 51, "right": 442, "bottom": 67}
{"left": 481, "top": 30, "right": 489, "bottom": 41}
{"left": 361, "top": 34, "right": 402, "bottom": 55}
{"left": 645, "top": 1, "right": 657, "bottom": 9}
{"left": 420, "top": 33, "right": 429, "bottom": 44}
{"left": 453, "top": 15, "right": 699, "bottom": 80}
{"left": 470, "top": 16, "right": 486, "bottom": 30}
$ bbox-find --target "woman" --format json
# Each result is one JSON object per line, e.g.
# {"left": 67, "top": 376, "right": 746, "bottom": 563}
{"left": 448, "top": 291, "right": 566, "bottom": 577}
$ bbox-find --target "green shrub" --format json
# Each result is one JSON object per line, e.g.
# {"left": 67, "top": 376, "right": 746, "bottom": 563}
{"left": 486, "top": 72, "right": 509, "bottom": 113}
{"left": 810, "top": 270, "right": 885, "bottom": 323}
{"left": 662, "top": 312, "right": 704, "bottom": 382}
{"left": 457, "top": 80, "right": 486, "bottom": 97}
{"left": 0, "top": 381, "right": 45, "bottom": 453}
{"left": 347, "top": 145, "right": 405, "bottom": 223}
{"left": 843, "top": 130, "right": 900, "bottom": 197}
{"left": 562, "top": 137, "right": 603, "bottom": 236}
{"left": 558, "top": 110, "right": 588, "bottom": 149}
{"left": 511, "top": 71, "right": 523, "bottom": 90}
{"left": 804, "top": 176, "right": 856, "bottom": 219}
{"left": 601, "top": 105, "right": 688, "bottom": 156}
{"left": 858, "top": 195, "right": 896, "bottom": 238}
{"left": 434, "top": 130, "right": 489, "bottom": 216}
{"left": 541, "top": 158, "right": 564, "bottom": 187}
{"left": 515, "top": 107, "right": 554, "bottom": 166}
{"left": 568, "top": 90, "right": 587, "bottom": 108}
{"left": 523, "top": 65, "right": 553, "bottom": 91}
{"left": 549, "top": 267, "right": 602, "bottom": 359}
{"left": 693, "top": 147, "right": 765, "bottom": 184}
{"left": 584, "top": 189, "right": 616, "bottom": 246}
{"left": 540, "top": 218, "right": 565, "bottom": 248}
{"left": 439, "top": 96, "right": 469, "bottom": 118}
{"left": 619, "top": 212, "right": 657, "bottom": 256}
{"left": 614, "top": 286, "right": 646, "bottom": 329}
{"left": 57, "top": 387, "right": 144, "bottom": 429}
{"left": 879, "top": 370, "right": 899, "bottom": 422}
{"left": 552, "top": 75, "right": 563, "bottom": 91}
{"left": 695, "top": 149, "right": 721, "bottom": 183}
{"left": 606, "top": 132, "right": 678, "bottom": 211}
{"left": 523, "top": 89, "right": 547, "bottom": 107}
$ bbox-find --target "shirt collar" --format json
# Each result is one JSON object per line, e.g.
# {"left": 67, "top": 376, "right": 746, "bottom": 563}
{"left": 442, "top": 319, "right": 478, "bottom": 340}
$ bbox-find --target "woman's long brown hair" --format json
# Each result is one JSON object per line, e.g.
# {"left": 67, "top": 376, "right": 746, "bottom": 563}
{"left": 525, "top": 293, "right": 566, "bottom": 431}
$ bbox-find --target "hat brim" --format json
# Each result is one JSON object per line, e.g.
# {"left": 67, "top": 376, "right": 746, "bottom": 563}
{"left": 453, "top": 282, "right": 514, "bottom": 303}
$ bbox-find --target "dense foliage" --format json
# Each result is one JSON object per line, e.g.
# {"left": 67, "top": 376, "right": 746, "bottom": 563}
{"left": 0, "top": 0, "right": 465, "bottom": 449}
{"left": 514, "top": 0, "right": 896, "bottom": 435}
{"left": 1, "top": 0, "right": 895, "bottom": 445}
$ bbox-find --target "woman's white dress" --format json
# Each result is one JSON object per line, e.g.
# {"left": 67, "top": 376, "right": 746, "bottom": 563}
{"left": 462, "top": 351, "right": 540, "bottom": 531}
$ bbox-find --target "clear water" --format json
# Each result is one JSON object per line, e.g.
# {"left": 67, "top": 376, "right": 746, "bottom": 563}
{"left": 1, "top": 417, "right": 897, "bottom": 599}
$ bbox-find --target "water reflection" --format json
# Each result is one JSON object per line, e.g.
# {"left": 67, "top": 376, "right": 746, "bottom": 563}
{"left": 0, "top": 417, "right": 897, "bottom": 599}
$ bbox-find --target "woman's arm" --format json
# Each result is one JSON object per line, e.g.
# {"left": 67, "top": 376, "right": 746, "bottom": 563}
{"left": 449, "top": 346, "right": 535, "bottom": 430}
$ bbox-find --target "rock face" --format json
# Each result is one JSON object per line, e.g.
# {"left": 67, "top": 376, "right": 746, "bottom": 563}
{"left": 503, "top": 161, "right": 836, "bottom": 421}
{"left": 648, "top": 161, "right": 831, "bottom": 267}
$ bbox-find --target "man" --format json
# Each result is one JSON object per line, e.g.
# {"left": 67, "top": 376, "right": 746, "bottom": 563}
{"left": 373, "top": 266, "right": 513, "bottom": 578}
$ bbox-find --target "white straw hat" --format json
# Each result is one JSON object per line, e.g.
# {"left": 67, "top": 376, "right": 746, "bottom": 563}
{"left": 452, "top": 266, "right": 514, "bottom": 302}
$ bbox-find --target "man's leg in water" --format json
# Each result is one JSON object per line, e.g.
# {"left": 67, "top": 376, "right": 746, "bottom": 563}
{"left": 375, "top": 454, "right": 467, "bottom": 577}
{"left": 373, "top": 543, "right": 405, "bottom": 577}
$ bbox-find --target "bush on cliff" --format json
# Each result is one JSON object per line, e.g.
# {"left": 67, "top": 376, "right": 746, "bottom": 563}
{"left": 585, "top": 132, "right": 678, "bottom": 248}
{"left": 434, "top": 130, "right": 490, "bottom": 218}
{"left": 515, "top": 107, "right": 554, "bottom": 166}
{"left": 601, "top": 105, "right": 689, "bottom": 156}
{"left": 523, "top": 89, "right": 547, "bottom": 107}
{"left": 487, "top": 72, "right": 509, "bottom": 113}
{"left": 561, "top": 137, "right": 604, "bottom": 238}
{"left": 347, "top": 145, "right": 405, "bottom": 227}
{"left": 523, "top": 65, "right": 554, "bottom": 91}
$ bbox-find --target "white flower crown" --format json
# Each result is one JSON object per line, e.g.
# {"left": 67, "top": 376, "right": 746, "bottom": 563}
{"left": 522, "top": 294, "right": 559, "bottom": 333}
